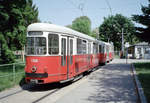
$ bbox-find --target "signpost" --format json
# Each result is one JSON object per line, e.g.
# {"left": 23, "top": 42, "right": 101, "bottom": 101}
{"left": 125, "top": 42, "right": 129, "bottom": 64}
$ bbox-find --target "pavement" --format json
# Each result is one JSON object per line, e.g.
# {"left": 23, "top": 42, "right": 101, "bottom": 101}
{"left": 0, "top": 59, "right": 150, "bottom": 103}
{"left": 53, "top": 59, "right": 138, "bottom": 103}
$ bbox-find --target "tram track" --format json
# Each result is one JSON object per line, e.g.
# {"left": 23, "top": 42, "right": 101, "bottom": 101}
{"left": 0, "top": 83, "right": 34, "bottom": 100}
{"left": 32, "top": 88, "right": 60, "bottom": 103}
{"left": 0, "top": 83, "right": 64, "bottom": 103}
{"left": 32, "top": 67, "right": 103, "bottom": 103}
{"left": 0, "top": 66, "right": 103, "bottom": 103}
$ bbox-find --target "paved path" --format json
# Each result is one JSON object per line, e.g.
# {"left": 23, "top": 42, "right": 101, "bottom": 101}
{"left": 1, "top": 59, "right": 149, "bottom": 103}
{"left": 52, "top": 59, "right": 138, "bottom": 103}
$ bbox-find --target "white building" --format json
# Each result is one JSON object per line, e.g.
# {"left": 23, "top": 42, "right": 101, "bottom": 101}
{"left": 128, "top": 42, "right": 150, "bottom": 59}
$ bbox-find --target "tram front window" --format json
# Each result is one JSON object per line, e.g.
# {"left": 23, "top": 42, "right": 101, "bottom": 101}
{"left": 26, "top": 37, "right": 46, "bottom": 55}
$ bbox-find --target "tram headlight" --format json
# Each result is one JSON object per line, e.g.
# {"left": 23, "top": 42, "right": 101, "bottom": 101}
{"left": 31, "top": 66, "right": 37, "bottom": 73}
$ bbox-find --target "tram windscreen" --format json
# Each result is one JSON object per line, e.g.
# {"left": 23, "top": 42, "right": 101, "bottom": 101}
{"left": 26, "top": 37, "right": 46, "bottom": 55}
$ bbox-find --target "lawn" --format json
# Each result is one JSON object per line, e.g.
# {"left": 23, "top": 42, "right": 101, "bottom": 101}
{"left": 0, "top": 63, "right": 25, "bottom": 91}
{"left": 134, "top": 62, "right": 150, "bottom": 102}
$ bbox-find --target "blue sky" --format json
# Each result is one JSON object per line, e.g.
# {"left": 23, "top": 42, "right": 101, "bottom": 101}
{"left": 33, "top": 0, "right": 149, "bottom": 29}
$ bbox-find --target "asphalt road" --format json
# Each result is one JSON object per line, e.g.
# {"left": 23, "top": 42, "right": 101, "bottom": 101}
{"left": 0, "top": 59, "right": 149, "bottom": 103}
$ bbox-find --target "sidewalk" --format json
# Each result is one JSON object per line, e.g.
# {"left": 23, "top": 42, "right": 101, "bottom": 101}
{"left": 53, "top": 59, "right": 138, "bottom": 103}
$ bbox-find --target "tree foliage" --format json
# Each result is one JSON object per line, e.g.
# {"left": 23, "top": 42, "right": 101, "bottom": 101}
{"left": 132, "top": 0, "right": 150, "bottom": 42}
{"left": 66, "top": 24, "right": 72, "bottom": 29}
{"left": 72, "top": 16, "right": 91, "bottom": 35}
{"left": 99, "top": 14, "right": 139, "bottom": 50}
{"left": 91, "top": 27, "right": 99, "bottom": 39}
{"left": 0, "top": 0, "right": 39, "bottom": 63}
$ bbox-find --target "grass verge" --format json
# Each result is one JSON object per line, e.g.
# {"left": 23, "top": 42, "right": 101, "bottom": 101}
{"left": 134, "top": 62, "right": 150, "bottom": 103}
{"left": 0, "top": 63, "right": 25, "bottom": 91}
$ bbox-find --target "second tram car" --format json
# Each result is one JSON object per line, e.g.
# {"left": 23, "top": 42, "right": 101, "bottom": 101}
{"left": 25, "top": 23, "right": 114, "bottom": 84}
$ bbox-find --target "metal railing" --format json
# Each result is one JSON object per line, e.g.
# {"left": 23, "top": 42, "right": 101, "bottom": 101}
{"left": 0, "top": 62, "right": 25, "bottom": 91}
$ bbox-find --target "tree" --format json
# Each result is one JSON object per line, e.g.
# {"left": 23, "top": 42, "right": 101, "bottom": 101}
{"left": 91, "top": 27, "right": 99, "bottom": 39}
{"left": 132, "top": 0, "right": 150, "bottom": 43}
{"left": 66, "top": 24, "right": 72, "bottom": 29}
{"left": 0, "top": 0, "right": 39, "bottom": 63}
{"left": 99, "top": 14, "right": 139, "bottom": 50}
{"left": 72, "top": 16, "right": 91, "bottom": 35}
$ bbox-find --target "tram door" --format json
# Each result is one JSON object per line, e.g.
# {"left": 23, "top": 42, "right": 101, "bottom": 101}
{"left": 106, "top": 45, "right": 109, "bottom": 61}
{"left": 61, "top": 36, "right": 73, "bottom": 79}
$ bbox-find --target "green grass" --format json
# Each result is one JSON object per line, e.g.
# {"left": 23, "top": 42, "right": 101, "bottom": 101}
{"left": 134, "top": 62, "right": 150, "bottom": 102}
{"left": 0, "top": 63, "right": 25, "bottom": 91}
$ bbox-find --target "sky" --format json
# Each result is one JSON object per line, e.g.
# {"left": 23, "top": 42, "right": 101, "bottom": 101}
{"left": 33, "top": 0, "right": 149, "bottom": 29}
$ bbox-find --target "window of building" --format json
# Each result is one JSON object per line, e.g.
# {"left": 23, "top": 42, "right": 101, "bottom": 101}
{"left": 137, "top": 48, "right": 141, "bottom": 54}
{"left": 144, "top": 48, "right": 150, "bottom": 54}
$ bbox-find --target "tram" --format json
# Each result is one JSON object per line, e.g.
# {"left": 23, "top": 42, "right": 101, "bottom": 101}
{"left": 25, "top": 23, "right": 114, "bottom": 84}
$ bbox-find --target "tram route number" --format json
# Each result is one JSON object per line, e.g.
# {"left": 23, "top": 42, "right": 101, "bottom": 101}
{"left": 31, "top": 59, "right": 38, "bottom": 63}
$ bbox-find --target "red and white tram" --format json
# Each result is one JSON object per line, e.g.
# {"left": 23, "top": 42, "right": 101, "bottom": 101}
{"left": 25, "top": 23, "right": 114, "bottom": 84}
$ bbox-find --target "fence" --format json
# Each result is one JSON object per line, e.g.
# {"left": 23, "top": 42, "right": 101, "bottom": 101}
{"left": 0, "top": 62, "right": 25, "bottom": 91}
{"left": 114, "top": 51, "right": 120, "bottom": 58}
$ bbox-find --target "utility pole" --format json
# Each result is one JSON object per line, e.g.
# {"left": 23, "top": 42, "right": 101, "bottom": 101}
{"left": 105, "top": 0, "right": 112, "bottom": 15}
{"left": 121, "top": 28, "right": 124, "bottom": 54}
{"left": 78, "top": 3, "right": 84, "bottom": 16}
{"left": 117, "top": 28, "right": 126, "bottom": 58}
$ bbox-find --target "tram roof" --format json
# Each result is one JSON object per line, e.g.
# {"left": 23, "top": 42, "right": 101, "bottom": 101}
{"left": 27, "top": 23, "right": 99, "bottom": 42}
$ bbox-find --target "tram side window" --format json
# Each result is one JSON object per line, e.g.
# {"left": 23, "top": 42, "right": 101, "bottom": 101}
{"left": 61, "top": 38, "right": 66, "bottom": 66}
{"left": 96, "top": 44, "right": 98, "bottom": 53}
{"left": 77, "top": 39, "right": 82, "bottom": 54}
{"left": 99, "top": 45, "right": 102, "bottom": 53}
{"left": 103, "top": 45, "right": 105, "bottom": 53}
{"left": 48, "top": 34, "right": 59, "bottom": 55}
{"left": 93, "top": 43, "right": 98, "bottom": 54}
{"left": 77, "top": 38, "right": 87, "bottom": 54}
{"left": 106, "top": 45, "right": 109, "bottom": 53}
{"left": 88, "top": 43, "right": 91, "bottom": 54}
{"left": 82, "top": 40, "right": 87, "bottom": 54}
{"left": 70, "top": 39, "right": 73, "bottom": 64}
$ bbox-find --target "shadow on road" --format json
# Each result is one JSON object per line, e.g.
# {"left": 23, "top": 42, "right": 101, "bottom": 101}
{"left": 20, "top": 81, "right": 73, "bottom": 92}
{"left": 86, "top": 63, "right": 138, "bottom": 103}
{"left": 19, "top": 66, "right": 102, "bottom": 92}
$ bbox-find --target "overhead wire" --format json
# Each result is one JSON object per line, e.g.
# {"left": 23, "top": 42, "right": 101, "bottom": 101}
{"left": 105, "top": 0, "right": 112, "bottom": 15}
{"left": 65, "top": 0, "right": 87, "bottom": 16}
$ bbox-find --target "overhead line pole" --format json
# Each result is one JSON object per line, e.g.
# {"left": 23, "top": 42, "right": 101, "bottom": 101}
{"left": 66, "top": 0, "right": 86, "bottom": 16}
{"left": 105, "top": 0, "right": 112, "bottom": 15}
{"left": 121, "top": 28, "right": 124, "bottom": 53}
{"left": 118, "top": 28, "right": 126, "bottom": 58}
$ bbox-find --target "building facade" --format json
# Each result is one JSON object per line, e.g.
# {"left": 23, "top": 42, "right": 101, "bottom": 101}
{"left": 128, "top": 42, "right": 150, "bottom": 59}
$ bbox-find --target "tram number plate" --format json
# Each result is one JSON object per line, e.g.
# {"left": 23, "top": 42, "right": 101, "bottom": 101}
{"left": 30, "top": 79, "right": 38, "bottom": 84}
